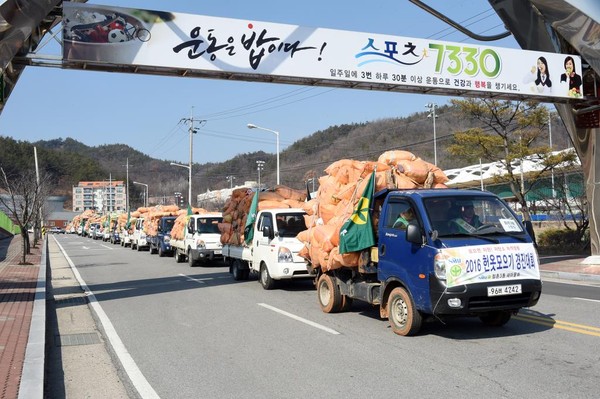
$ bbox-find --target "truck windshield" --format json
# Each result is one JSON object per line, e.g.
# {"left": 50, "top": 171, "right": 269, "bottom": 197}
{"left": 276, "top": 213, "right": 307, "bottom": 237}
{"left": 197, "top": 217, "right": 222, "bottom": 234}
{"left": 423, "top": 196, "right": 525, "bottom": 237}
{"left": 163, "top": 218, "right": 175, "bottom": 233}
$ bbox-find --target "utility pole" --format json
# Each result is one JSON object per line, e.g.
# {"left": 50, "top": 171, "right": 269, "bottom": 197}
{"left": 257, "top": 160, "right": 265, "bottom": 190}
{"left": 125, "top": 158, "right": 131, "bottom": 212}
{"left": 180, "top": 107, "right": 205, "bottom": 207}
{"left": 226, "top": 175, "right": 236, "bottom": 189}
{"left": 34, "top": 146, "right": 41, "bottom": 242}
{"left": 549, "top": 113, "right": 555, "bottom": 198}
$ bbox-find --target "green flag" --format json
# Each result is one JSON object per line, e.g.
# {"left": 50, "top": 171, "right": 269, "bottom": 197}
{"left": 125, "top": 210, "right": 131, "bottom": 229}
{"left": 339, "top": 171, "right": 376, "bottom": 254}
{"left": 244, "top": 190, "right": 259, "bottom": 245}
{"left": 187, "top": 203, "right": 193, "bottom": 216}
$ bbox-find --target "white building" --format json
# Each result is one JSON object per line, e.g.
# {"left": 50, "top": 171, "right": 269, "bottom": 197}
{"left": 72, "top": 180, "right": 126, "bottom": 212}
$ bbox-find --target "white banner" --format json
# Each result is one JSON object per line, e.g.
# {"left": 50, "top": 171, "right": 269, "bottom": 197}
{"left": 63, "top": 2, "right": 585, "bottom": 100}
{"left": 441, "top": 243, "right": 540, "bottom": 287}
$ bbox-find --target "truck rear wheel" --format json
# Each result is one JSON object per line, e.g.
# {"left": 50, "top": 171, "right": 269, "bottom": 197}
{"left": 479, "top": 310, "right": 512, "bottom": 327}
{"left": 232, "top": 259, "right": 246, "bottom": 281}
{"left": 175, "top": 249, "right": 183, "bottom": 263}
{"left": 259, "top": 263, "right": 276, "bottom": 290}
{"left": 158, "top": 246, "right": 165, "bottom": 257}
{"left": 317, "top": 273, "right": 342, "bottom": 313}
{"left": 388, "top": 287, "right": 422, "bottom": 336}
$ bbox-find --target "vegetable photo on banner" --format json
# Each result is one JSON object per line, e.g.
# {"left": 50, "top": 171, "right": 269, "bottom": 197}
{"left": 339, "top": 170, "right": 376, "bottom": 254}
{"left": 244, "top": 190, "right": 259, "bottom": 245}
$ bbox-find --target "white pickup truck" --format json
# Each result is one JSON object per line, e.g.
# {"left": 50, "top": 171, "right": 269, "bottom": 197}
{"left": 223, "top": 208, "right": 315, "bottom": 289}
{"left": 171, "top": 213, "right": 223, "bottom": 266}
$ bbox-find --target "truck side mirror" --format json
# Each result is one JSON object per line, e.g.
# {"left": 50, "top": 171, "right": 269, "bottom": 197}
{"left": 406, "top": 224, "right": 423, "bottom": 244}
{"left": 263, "top": 225, "right": 274, "bottom": 240}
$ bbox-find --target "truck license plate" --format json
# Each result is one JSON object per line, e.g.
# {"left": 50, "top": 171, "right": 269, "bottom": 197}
{"left": 487, "top": 284, "right": 522, "bottom": 297}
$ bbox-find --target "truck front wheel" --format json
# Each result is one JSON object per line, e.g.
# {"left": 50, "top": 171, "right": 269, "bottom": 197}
{"left": 317, "top": 273, "right": 342, "bottom": 313}
{"left": 479, "top": 310, "right": 512, "bottom": 327}
{"left": 388, "top": 287, "right": 422, "bottom": 336}
{"left": 259, "top": 263, "right": 276, "bottom": 290}
{"left": 188, "top": 249, "right": 195, "bottom": 267}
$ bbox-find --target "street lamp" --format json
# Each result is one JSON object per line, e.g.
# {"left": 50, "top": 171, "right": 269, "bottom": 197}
{"left": 256, "top": 160, "right": 265, "bottom": 189}
{"left": 170, "top": 162, "right": 192, "bottom": 207}
{"left": 133, "top": 181, "right": 148, "bottom": 207}
{"left": 425, "top": 103, "right": 438, "bottom": 165}
{"left": 247, "top": 123, "right": 280, "bottom": 185}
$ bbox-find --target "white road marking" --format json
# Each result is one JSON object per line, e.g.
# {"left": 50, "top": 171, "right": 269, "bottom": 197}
{"left": 258, "top": 303, "right": 340, "bottom": 335}
{"left": 100, "top": 244, "right": 113, "bottom": 250}
{"left": 53, "top": 237, "right": 160, "bottom": 399}
{"left": 82, "top": 246, "right": 90, "bottom": 250}
{"left": 573, "top": 297, "right": 600, "bottom": 303}
{"left": 179, "top": 274, "right": 206, "bottom": 284}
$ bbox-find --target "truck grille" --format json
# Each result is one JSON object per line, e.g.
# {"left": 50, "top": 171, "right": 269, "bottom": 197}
{"left": 468, "top": 293, "right": 532, "bottom": 310}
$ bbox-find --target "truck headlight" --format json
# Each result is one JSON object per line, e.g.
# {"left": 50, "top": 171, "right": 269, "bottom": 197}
{"left": 434, "top": 253, "right": 447, "bottom": 282}
{"left": 164, "top": 235, "right": 170, "bottom": 243}
{"left": 196, "top": 239, "right": 206, "bottom": 249}
{"left": 278, "top": 247, "right": 293, "bottom": 263}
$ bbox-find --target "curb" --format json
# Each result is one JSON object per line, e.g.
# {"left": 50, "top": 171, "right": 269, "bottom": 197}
{"left": 17, "top": 236, "right": 47, "bottom": 399}
{"left": 540, "top": 270, "right": 600, "bottom": 282}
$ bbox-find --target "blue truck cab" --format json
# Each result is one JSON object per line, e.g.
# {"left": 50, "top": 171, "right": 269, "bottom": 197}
{"left": 148, "top": 216, "right": 177, "bottom": 257}
{"left": 314, "top": 188, "right": 542, "bottom": 336}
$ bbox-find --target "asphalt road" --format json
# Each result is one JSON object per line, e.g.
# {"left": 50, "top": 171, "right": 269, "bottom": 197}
{"left": 54, "top": 234, "right": 600, "bottom": 399}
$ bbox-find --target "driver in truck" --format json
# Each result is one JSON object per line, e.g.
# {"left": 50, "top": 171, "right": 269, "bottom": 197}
{"left": 450, "top": 201, "right": 482, "bottom": 233}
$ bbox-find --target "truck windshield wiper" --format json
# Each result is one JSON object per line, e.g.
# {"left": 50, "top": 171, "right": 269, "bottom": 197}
{"left": 500, "top": 232, "right": 529, "bottom": 242}
{"left": 448, "top": 232, "right": 499, "bottom": 244}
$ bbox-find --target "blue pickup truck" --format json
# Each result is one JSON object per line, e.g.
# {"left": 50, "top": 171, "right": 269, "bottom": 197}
{"left": 148, "top": 216, "right": 177, "bottom": 257}
{"left": 311, "top": 189, "right": 542, "bottom": 336}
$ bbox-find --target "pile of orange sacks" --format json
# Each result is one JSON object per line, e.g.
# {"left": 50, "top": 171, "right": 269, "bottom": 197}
{"left": 218, "top": 185, "right": 307, "bottom": 246}
{"left": 297, "top": 150, "right": 448, "bottom": 272}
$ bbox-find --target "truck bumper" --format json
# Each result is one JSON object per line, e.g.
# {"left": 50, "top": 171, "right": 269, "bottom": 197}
{"left": 191, "top": 248, "right": 223, "bottom": 262}
{"left": 268, "top": 261, "right": 316, "bottom": 280}
{"left": 428, "top": 278, "right": 542, "bottom": 316}
{"left": 160, "top": 242, "right": 173, "bottom": 254}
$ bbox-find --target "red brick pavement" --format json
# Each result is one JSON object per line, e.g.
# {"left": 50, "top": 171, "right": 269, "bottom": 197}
{"left": 0, "top": 235, "right": 41, "bottom": 399}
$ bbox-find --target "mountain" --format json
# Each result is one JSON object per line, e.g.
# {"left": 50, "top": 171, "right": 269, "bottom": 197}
{"left": 0, "top": 104, "right": 571, "bottom": 210}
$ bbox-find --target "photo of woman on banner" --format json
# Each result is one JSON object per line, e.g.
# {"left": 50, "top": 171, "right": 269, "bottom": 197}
{"left": 523, "top": 56, "right": 552, "bottom": 94}
{"left": 560, "top": 56, "right": 582, "bottom": 97}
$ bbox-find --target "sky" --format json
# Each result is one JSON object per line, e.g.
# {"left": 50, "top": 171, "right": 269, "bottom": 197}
{"left": 0, "top": 0, "right": 520, "bottom": 168}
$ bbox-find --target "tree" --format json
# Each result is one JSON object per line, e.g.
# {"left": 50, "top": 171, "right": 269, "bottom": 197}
{"left": 447, "top": 99, "right": 578, "bottom": 239}
{"left": 532, "top": 167, "right": 588, "bottom": 245}
{"left": 0, "top": 167, "right": 50, "bottom": 264}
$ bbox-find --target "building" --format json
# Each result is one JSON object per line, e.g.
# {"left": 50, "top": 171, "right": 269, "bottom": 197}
{"left": 72, "top": 181, "right": 126, "bottom": 212}
{"left": 444, "top": 148, "right": 584, "bottom": 216}
{"left": 45, "top": 196, "right": 79, "bottom": 230}
{"left": 197, "top": 181, "right": 259, "bottom": 210}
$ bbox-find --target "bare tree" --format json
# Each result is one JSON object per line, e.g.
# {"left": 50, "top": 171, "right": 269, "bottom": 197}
{"left": 0, "top": 167, "right": 50, "bottom": 264}
{"left": 448, "top": 99, "right": 577, "bottom": 243}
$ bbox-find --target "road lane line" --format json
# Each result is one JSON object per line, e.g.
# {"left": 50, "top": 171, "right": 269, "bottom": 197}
{"left": 100, "top": 244, "right": 113, "bottom": 250}
{"left": 179, "top": 273, "right": 206, "bottom": 284}
{"left": 573, "top": 297, "right": 600, "bottom": 303}
{"left": 53, "top": 237, "right": 160, "bottom": 399}
{"left": 258, "top": 303, "right": 340, "bottom": 335}
{"left": 514, "top": 313, "right": 600, "bottom": 337}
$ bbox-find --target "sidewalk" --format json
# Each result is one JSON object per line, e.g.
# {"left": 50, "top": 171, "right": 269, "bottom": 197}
{"left": 1, "top": 234, "right": 600, "bottom": 398}
{"left": 0, "top": 234, "right": 43, "bottom": 399}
